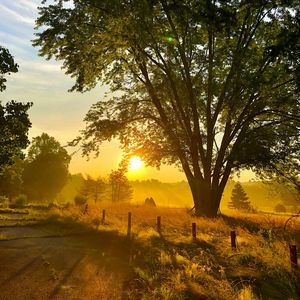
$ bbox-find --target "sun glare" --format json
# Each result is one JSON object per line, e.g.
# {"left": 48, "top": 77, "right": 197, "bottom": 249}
{"left": 129, "top": 156, "right": 143, "bottom": 171}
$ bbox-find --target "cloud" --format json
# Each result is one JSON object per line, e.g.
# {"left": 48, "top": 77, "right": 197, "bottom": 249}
{"left": 0, "top": 3, "right": 35, "bottom": 25}
{"left": 16, "top": 0, "right": 38, "bottom": 11}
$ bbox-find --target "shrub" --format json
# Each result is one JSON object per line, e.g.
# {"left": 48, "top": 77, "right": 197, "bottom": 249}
{"left": 74, "top": 195, "right": 87, "bottom": 206}
{"left": 274, "top": 203, "right": 286, "bottom": 213}
{"left": 0, "top": 196, "right": 8, "bottom": 208}
{"left": 14, "top": 194, "right": 27, "bottom": 208}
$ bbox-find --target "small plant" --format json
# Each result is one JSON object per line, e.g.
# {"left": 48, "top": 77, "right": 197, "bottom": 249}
{"left": 14, "top": 194, "right": 27, "bottom": 208}
{"left": 74, "top": 194, "right": 87, "bottom": 206}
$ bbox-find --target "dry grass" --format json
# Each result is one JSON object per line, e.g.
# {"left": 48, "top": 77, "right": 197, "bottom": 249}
{"left": 32, "top": 203, "right": 300, "bottom": 299}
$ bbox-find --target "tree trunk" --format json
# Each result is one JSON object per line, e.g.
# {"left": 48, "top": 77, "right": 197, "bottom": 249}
{"left": 188, "top": 178, "right": 222, "bottom": 217}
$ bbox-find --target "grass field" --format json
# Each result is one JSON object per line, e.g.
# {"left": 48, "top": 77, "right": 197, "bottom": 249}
{"left": 0, "top": 203, "right": 299, "bottom": 299}
{"left": 47, "top": 203, "right": 300, "bottom": 299}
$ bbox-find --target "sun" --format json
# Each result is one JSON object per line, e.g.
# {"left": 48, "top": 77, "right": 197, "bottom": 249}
{"left": 129, "top": 156, "right": 143, "bottom": 171}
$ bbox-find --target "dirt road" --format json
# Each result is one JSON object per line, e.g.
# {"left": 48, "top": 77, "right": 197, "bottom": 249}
{"left": 0, "top": 226, "right": 133, "bottom": 300}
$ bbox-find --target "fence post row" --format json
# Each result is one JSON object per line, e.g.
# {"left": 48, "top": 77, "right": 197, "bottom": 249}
{"left": 192, "top": 222, "right": 197, "bottom": 239}
{"left": 98, "top": 209, "right": 297, "bottom": 265}
{"left": 157, "top": 216, "right": 161, "bottom": 234}
{"left": 127, "top": 212, "right": 132, "bottom": 238}
{"left": 289, "top": 244, "right": 298, "bottom": 270}
{"left": 231, "top": 231, "right": 237, "bottom": 250}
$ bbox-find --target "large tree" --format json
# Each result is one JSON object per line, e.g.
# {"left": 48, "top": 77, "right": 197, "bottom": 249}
{"left": 0, "top": 46, "right": 32, "bottom": 173}
{"left": 34, "top": 0, "right": 300, "bottom": 216}
{"left": 23, "top": 133, "right": 71, "bottom": 202}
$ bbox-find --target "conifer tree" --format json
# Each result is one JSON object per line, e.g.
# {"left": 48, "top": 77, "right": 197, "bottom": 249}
{"left": 228, "top": 182, "right": 251, "bottom": 212}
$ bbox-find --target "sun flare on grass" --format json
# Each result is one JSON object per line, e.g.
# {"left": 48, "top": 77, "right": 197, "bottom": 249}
{"left": 129, "top": 156, "right": 143, "bottom": 171}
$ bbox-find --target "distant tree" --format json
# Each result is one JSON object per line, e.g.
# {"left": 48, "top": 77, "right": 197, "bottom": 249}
{"left": 0, "top": 157, "right": 24, "bottom": 202}
{"left": 23, "top": 133, "right": 71, "bottom": 202}
{"left": 145, "top": 197, "right": 156, "bottom": 207}
{"left": 228, "top": 182, "right": 252, "bottom": 212}
{"left": 274, "top": 203, "right": 287, "bottom": 213}
{"left": 80, "top": 175, "right": 106, "bottom": 204}
{"left": 34, "top": 1, "right": 300, "bottom": 216}
{"left": 109, "top": 169, "right": 133, "bottom": 202}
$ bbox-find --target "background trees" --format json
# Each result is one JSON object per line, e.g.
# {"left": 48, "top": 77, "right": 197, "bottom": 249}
{"left": 34, "top": 0, "right": 300, "bottom": 216}
{"left": 0, "top": 46, "right": 32, "bottom": 173}
{"left": 23, "top": 133, "right": 71, "bottom": 202}
{"left": 79, "top": 175, "right": 106, "bottom": 204}
{"left": 109, "top": 169, "right": 133, "bottom": 202}
{"left": 0, "top": 157, "right": 24, "bottom": 202}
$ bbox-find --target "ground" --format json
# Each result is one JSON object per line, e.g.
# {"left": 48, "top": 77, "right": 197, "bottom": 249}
{"left": 0, "top": 225, "right": 132, "bottom": 300}
{"left": 0, "top": 204, "right": 299, "bottom": 299}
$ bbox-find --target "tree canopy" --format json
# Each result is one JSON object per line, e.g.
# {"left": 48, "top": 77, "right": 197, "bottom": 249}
{"left": 23, "top": 133, "right": 71, "bottom": 202}
{"left": 34, "top": 0, "right": 300, "bottom": 216}
{"left": 0, "top": 46, "right": 18, "bottom": 92}
{"left": 0, "top": 46, "right": 32, "bottom": 173}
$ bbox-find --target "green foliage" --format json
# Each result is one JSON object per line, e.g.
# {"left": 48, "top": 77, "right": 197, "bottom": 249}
{"left": 14, "top": 194, "right": 27, "bottom": 208}
{"left": 274, "top": 203, "right": 287, "bottom": 213}
{"left": 74, "top": 194, "right": 87, "bottom": 206}
{"left": 0, "top": 46, "right": 32, "bottom": 173}
{"left": 23, "top": 133, "right": 71, "bottom": 202}
{"left": 0, "top": 46, "right": 18, "bottom": 92}
{"left": 0, "top": 156, "right": 24, "bottom": 201}
{"left": 228, "top": 182, "right": 252, "bottom": 212}
{"left": 34, "top": 1, "right": 300, "bottom": 216}
{"left": 0, "top": 101, "right": 32, "bottom": 173}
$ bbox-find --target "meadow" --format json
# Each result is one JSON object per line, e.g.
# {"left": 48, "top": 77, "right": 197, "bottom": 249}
{"left": 2, "top": 203, "right": 297, "bottom": 299}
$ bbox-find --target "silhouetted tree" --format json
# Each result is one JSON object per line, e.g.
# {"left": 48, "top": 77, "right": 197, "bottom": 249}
{"left": 0, "top": 45, "right": 18, "bottom": 92}
{"left": 109, "top": 169, "right": 133, "bottom": 202}
{"left": 80, "top": 175, "right": 106, "bottom": 204}
{"left": 228, "top": 182, "right": 251, "bottom": 211}
{"left": 23, "top": 133, "right": 71, "bottom": 202}
{"left": 34, "top": 1, "right": 300, "bottom": 216}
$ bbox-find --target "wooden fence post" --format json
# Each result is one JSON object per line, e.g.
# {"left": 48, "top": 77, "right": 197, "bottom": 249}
{"left": 127, "top": 212, "right": 132, "bottom": 238}
{"left": 192, "top": 222, "right": 197, "bottom": 239}
{"left": 289, "top": 244, "right": 298, "bottom": 270}
{"left": 231, "top": 231, "right": 237, "bottom": 250}
{"left": 102, "top": 209, "right": 106, "bottom": 224}
{"left": 157, "top": 216, "right": 161, "bottom": 234}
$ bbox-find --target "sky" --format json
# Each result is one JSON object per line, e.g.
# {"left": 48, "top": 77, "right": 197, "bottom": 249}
{"left": 0, "top": 0, "right": 253, "bottom": 182}
{"left": 0, "top": 0, "right": 190, "bottom": 182}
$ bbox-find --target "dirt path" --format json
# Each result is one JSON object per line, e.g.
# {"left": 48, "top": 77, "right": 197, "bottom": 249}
{"left": 0, "top": 226, "right": 133, "bottom": 300}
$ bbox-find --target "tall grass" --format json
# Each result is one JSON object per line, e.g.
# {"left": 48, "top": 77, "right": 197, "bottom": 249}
{"left": 49, "top": 203, "right": 300, "bottom": 299}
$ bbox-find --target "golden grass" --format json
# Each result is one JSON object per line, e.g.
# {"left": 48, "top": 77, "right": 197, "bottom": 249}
{"left": 48, "top": 203, "right": 300, "bottom": 299}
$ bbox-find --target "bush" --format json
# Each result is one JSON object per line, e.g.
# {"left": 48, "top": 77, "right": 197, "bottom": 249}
{"left": 274, "top": 203, "right": 286, "bottom": 213}
{"left": 0, "top": 196, "right": 8, "bottom": 208}
{"left": 14, "top": 194, "right": 27, "bottom": 208}
{"left": 74, "top": 195, "right": 87, "bottom": 206}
